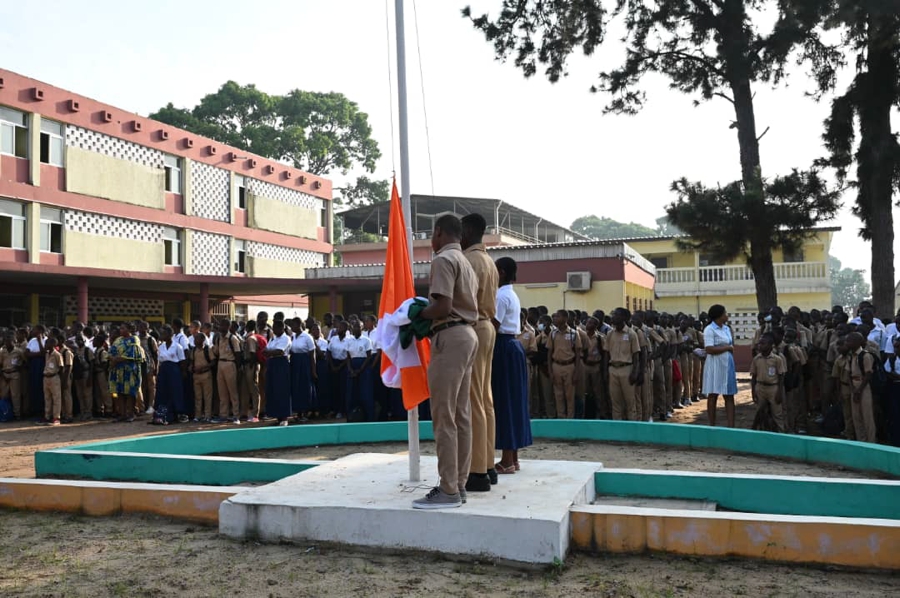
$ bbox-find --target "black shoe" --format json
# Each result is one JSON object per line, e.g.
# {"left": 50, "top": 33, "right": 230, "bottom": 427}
{"left": 464, "top": 473, "right": 491, "bottom": 492}
{"left": 487, "top": 468, "right": 498, "bottom": 485}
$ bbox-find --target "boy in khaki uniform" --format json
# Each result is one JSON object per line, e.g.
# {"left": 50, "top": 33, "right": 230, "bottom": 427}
{"left": 751, "top": 334, "right": 786, "bottom": 432}
{"left": 688, "top": 323, "right": 704, "bottom": 400}
{"left": 92, "top": 334, "right": 111, "bottom": 417}
{"left": 549, "top": 310, "right": 583, "bottom": 419}
{"left": 847, "top": 332, "right": 877, "bottom": 443}
{"left": 0, "top": 333, "right": 25, "bottom": 419}
{"left": 71, "top": 337, "right": 93, "bottom": 421}
{"left": 215, "top": 319, "right": 242, "bottom": 423}
{"left": 241, "top": 321, "right": 261, "bottom": 421}
{"left": 413, "top": 214, "right": 479, "bottom": 509}
{"left": 43, "top": 337, "right": 64, "bottom": 425}
{"left": 191, "top": 332, "right": 217, "bottom": 422}
{"left": 582, "top": 318, "right": 607, "bottom": 420}
{"left": 630, "top": 315, "right": 650, "bottom": 421}
{"left": 783, "top": 328, "right": 808, "bottom": 433}
{"left": 661, "top": 315, "right": 679, "bottom": 414}
{"left": 677, "top": 319, "right": 695, "bottom": 406}
{"left": 831, "top": 339, "right": 854, "bottom": 440}
{"left": 607, "top": 308, "right": 641, "bottom": 421}
{"left": 58, "top": 337, "right": 74, "bottom": 422}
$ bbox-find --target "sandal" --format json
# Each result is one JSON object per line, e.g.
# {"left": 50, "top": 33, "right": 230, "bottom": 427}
{"left": 494, "top": 463, "right": 516, "bottom": 474}
{"left": 514, "top": 461, "right": 521, "bottom": 471}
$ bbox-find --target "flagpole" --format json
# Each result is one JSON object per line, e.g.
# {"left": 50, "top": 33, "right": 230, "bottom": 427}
{"left": 395, "top": 0, "right": 420, "bottom": 483}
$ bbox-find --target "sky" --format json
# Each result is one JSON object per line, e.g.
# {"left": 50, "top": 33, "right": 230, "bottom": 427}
{"left": 2, "top": 0, "right": 898, "bottom": 280}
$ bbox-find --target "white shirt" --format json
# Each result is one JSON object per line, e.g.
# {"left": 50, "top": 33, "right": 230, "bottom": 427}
{"left": 346, "top": 335, "right": 373, "bottom": 359}
{"left": 884, "top": 322, "right": 898, "bottom": 354}
{"left": 867, "top": 327, "right": 887, "bottom": 354}
{"left": 26, "top": 337, "right": 45, "bottom": 353}
{"left": 314, "top": 338, "right": 329, "bottom": 353}
{"left": 886, "top": 355, "right": 900, "bottom": 374}
{"left": 850, "top": 316, "right": 884, "bottom": 330}
{"left": 187, "top": 333, "right": 212, "bottom": 349}
{"left": 173, "top": 331, "right": 190, "bottom": 350}
{"left": 328, "top": 335, "right": 350, "bottom": 360}
{"left": 158, "top": 341, "right": 185, "bottom": 363}
{"left": 362, "top": 328, "right": 382, "bottom": 351}
{"left": 267, "top": 333, "right": 290, "bottom": 356}
{"left": 290, "top": 332, "right": 315, "bottom": 354}
{"left": 495, "top": 284, "right": 521, "bottom": 335}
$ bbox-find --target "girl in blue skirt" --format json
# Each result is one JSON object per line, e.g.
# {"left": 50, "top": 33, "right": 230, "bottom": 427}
{"left": 153, "top": 325, "right": 186, "bottom": 424}
{"left": 264, "top": 320, "right": 292, "bottom": 426}
{"left": 289, "top": 320, "right": 315, "bottom": 421}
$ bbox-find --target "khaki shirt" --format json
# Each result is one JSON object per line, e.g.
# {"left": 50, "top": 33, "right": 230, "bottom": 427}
{"left": 688, "top": 328, "right": 703, "bottom": 349}
{"left": 517, "top": 325, "right": 537, "bottom": 354}
{"left": 44, "top": 350, "right": 63, "bottom": 376}
{"left": 0, "top": 346, "right": 25, "bottom": 379}
{"left": 549, "top": 327, "right": 582, "bottom": 364}
{"left": 139, "top": 334, "right": 158, "bottom": 367}
{"left": 216, "top": 333, "right": 242, "bottom": 362}
{"left": 584, "top": 332, "right": 606, "bottom": 365}
{"left": 59, "top": 346, "right": 74, "bottom": 383}
{"left": 849, "top": 348, "right": 875, "bottom": 391}
{"left": 663, "top": 328, "right": 679, "bottom": 359}
{"left": 429, "top": 242, "right": 479, "bottom": 329}
{"left": 751, "top": 353, "right": 785, "bottom": 385}
{"left": 243, "top": 334, "right": 258, "bottom": 364}
{"left": 93, "top": 347, "right": 109, "bottom": 373}
{"left": 832, "top": 355, "right": 851, "bottom": 386}
{"left": 785, "top": 344, "right": 806, "bottom": 367}
{"left": 191, "top": 344, "right": 217, "bottom": 374}
{"left": 607, "top": 326, "right": 640, "bottom": 365}
{"left": 644, "top": 325, "right": 664, "bottom": 360}
{"left": 463, "top": 243, "right": 498, "bottom": 321}
{"left": 576, "top": 328, "right": 589, "bottom": 359}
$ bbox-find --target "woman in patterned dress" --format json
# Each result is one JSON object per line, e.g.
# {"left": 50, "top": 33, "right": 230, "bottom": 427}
{"left": 108, "top": 321, "right": 143, "bottom": 422}
{"left": 703, "top": 305, "right": 738, "bottom": 427}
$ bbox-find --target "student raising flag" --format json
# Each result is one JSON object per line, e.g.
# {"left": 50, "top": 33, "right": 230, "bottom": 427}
{"left": 372, "top": 180, "right": 431, "bottom": 410}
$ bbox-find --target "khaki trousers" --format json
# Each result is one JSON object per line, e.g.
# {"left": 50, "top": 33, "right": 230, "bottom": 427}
{"left": 552, "top": 363, "right": 576, "bottom": 419}
{"left": 652, "top": 359, "right": 666, "bottom": 416}
{"left": 851, "top": 386, "right": 877, "bottom": 443}
{"left": 756, "top": 384, "right": 785, "bottom": 432}
{"left": 428, "top": 325, "right": 477, "bottom": 495}
{"left": 61, "top": 378, "right": 73, "bottom": 419}
{"left": 690, "top": 354, "right": 702, "bottom": 397}
{"left": 44, "top": 376, "right": 61, "bottom": 421}
{"left": 786, "top": 379, "right": 806, "bottom": 433}
{"left": 194, "top": 372, "right": 214, "bottom": 420}
{"left": 840, "top": 387, "right": 855, "bottom": 440}
{"left": 609, "top": 365, "right": 636, "bottom": 421}
{"left": 217, "top": 361, "right": 240, "bottom": 418}
{"left": 583, "top": 363, "right": 603, "bottom": 419}
{"left": 241, "top": 363, "right": 261, "bottom": 418}
{"left": 634, "top": 364, "right": 652, "bottom": 421}
{"left": 679, "top": 354, "right": 693, "bottom": 400}
{"left": 539, "top": 367, "right": 555, "bottom": 418}
{"left": 74, "top": 377, "right": 91, "bottom": 417}
{"left": 469, "top": 321, "right": 496, "bottom": 474}
{"left": 1, "top": 376, "right": 22, "bottom": 417}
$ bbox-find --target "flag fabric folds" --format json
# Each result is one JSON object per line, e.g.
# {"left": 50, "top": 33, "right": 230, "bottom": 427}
{"left": 371, "top": 180, "right": 431, "bottom": 410}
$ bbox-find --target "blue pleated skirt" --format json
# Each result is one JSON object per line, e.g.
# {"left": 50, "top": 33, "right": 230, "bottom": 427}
{"left": 290, "top": 352, "right": 313, "bottom": 413}
{"left": 266, "top": 356, "right": 292, "bottom": 419}
{"left": 154, "top": 361, "right": 184, "bottom": 422}
{"left": 492, "top": 334, "right": 532, "bottom": 450}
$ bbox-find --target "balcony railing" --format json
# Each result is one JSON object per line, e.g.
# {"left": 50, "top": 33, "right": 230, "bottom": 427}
{"left": 656, "top": 262, "right": 828, "bottom": 295}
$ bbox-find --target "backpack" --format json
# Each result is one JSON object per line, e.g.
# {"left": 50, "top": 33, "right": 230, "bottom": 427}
{"left": 859, "top": 350, "right": 888, "bottom": 397}
{"left": 253, "top": 333, "right": 268, "bottom": 363}
{"left": 73, "top": 349, "right": 90, "bottom": 380}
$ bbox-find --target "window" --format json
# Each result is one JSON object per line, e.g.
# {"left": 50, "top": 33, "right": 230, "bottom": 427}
{"left": 164, "top": 155, "right": 182, "bottom": 194}
{"left": 162, "top": 227, "right": 182, "bottom": 266}
{"left": 783, "top": 245, "right": 805, "bottom": 263}
{"left": 39, "top": 207, "right": 63, "bottom": 253}
{"left": 235, "top": 175, "right": 247, "bottom": 209}
{"left": 0, "top": 106, "right": 28, "bottom": 158}
{"left": 699, "top": 253, "right": 724, "bottom": 267}
{"left": 649, "top": 256, "right": 669, "bottom": 270}
{"left": 39, "top": 119, "right": 64, "bottom": 166}
{"left": 320, "top": 200, "right": 328, "bottom": 228}
{"left": 234, "top": 239, "right": 246, "bottom": 273}
{"left": 0, "top": 199, "right": 26, "bottom": 249}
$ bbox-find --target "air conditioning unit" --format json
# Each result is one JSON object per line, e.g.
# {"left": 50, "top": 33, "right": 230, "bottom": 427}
{"left": 566, "top": 271, "right": 591, "bottom": 291}
{"left": 414, "top": 232, "right": 429, "bottom": 240}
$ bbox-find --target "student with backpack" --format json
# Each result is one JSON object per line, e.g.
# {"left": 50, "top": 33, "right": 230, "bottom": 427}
{"left": 847, "top": 332, "right": 878, "bottom": 443}
{"left": 240, "top": 320, "right": 265, "bottom": 423}
{"left": 190, "top": 331, "right": 216, "bottom": 423}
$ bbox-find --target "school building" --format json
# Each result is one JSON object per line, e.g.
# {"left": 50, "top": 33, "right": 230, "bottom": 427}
{"left": 0, "top": 68, "right": 333, "bottom": 327}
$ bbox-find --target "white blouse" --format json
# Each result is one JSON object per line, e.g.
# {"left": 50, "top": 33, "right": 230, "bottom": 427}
{"left": 158, "top": 341, "right": 185, "bottom": 363}
{"left": 346, "top": 335, "right": 373, "bottom": 359}
{"left": 328, "top": 336, "right": 350, "bottom": 360}
{"left": 267, "top": 333, "right": 291, "bottom": 356}
{"left": 290, "top": 332, "right": 315, "bottom": 354}
{"left": 495, "top": 284, "right": 521, "bottom": 335}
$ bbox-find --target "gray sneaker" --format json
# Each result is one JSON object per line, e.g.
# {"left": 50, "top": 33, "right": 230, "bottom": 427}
{"left": 412, "top": 487, "right": 462, "bottom": 510}
{"left": 458, "top": 487, "right": 467, "bottom": 504}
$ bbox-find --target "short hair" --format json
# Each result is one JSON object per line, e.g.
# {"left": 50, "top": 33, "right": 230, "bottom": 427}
{"left": 614, "top": 307, "right": 631, "bottom": 320}
{"left": 245, "top": 320, "right": 257, "bottom": 332}
{"left": 708, "top": 304, "right": 726, "bottom": 321}
{"left": 435, "top": 214, "right": 462, "bottom": 239}
{"left": 461, "top": 213, "right": 488, "bottom": 237}
{"left": 172, "top": 318, "right": 184, "bottom": 329}
{"left": 760, "top": 332, "right": 775, "bottom": 344}
{"left": 495, "top": 257, "right": 518, "bottom": 282}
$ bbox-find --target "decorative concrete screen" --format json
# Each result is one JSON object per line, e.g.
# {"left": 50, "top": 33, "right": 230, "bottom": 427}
{"left": 65, "top": 210, "right": 164, "bottom": 243}
{"left": 65, "top": 125, "right": 164, "bottom": 169}
{"left": 191, "top": 162, "right": 230, "bottom": 222}
{"left": 248, "top": 242, "right": 325, "bottom": 267}
{"left": 191, "top": 231, "right": 231, "bottom": 276}
{"left": 246, "top": 179, "right": 318, "bottom": 209}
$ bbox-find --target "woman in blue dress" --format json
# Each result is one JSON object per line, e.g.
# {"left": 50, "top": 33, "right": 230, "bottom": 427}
{"left": 702, "top": 304, "right": 738, "bottom": 427}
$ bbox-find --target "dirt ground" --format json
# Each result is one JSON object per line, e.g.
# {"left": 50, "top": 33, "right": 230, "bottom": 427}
{"left": 2, "top": 380, "right": 899, "bottom": 596}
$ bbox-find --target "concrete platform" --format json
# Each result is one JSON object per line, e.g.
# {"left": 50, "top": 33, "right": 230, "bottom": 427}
{"left": 594, "top": 496, "right": 717, "bottom": 511}
{"left": 219, "top": 453, "right": 601, "bottom": 563}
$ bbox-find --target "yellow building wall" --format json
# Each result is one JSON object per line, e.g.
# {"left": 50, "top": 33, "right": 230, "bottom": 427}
{"left": 654, "top": 292, "right": 832, "bottom": 319}
{"left": 248, "top": 193, "right": 318, "bottom": 240}
{"left": 247, "top": 256, "right": 308, "bottom": 280}
{"left": 625, "top": 281, "right": 655, "bottom": 311}
{"left": 66, "top": 148, "right": 165, "bottom": 209}
{"left": 514, "top": 281, "right": 625, "bottom": 312}
{"left": 64, "top": 231, "right": 164, "bottom": 273}
{"left": 308, "top": 294, "right": 344, "bottom": 323}
{"left": 629, "top": 233, "right": 832, "bottom": 269}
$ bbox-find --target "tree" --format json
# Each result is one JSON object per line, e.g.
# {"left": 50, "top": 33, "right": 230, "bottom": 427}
{"left": 655, "top": 215, "right": 682, "bottom": 236}
{"left": 829, "top": 256, "right": 871, "bottom": 312}
{"left": 666, "top": 171, "right": 841, "bottom": 290}
{"left": 570, "top": 215, "right": 656, "bottom": 239}
{"left": 813, "top": 1, "right": 900, "bottom": 320}
{"left": 151, "top": 82, "right": 387, "bottom": 205}
{"left": 464, "top": 1, "right": 841, "bottom": 310}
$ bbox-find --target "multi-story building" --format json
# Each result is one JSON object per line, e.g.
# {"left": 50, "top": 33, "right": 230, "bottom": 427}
{"left": 0, "top": 69, "right": 333, "bottom": 327}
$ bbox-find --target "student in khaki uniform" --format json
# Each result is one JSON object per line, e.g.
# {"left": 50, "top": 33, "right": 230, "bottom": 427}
{"left": 847, "top": 332, "right": 877, "bottom": 443}
{"left": 783, "top": 328, "right": 808, "bottom": 434}
{"left": 830, "top": 338, "right": 854, "bottom": 440}
{"left": 57, "top": 333, "right": 74, "bottom": 423}
{"left": 43, "top": 336, "right": 63, "bottom": 426}
{"left": 191, "top": 332, "right": 216, "bottom": 422}
{"left": 413, "top": 214, "right": 479, "bottom": 510}
{"left": 517, "top": 312, "right": 538, "bottom": 414}
{"left": 0, "top": 333, "right": 25, "bottom": 419}
{"left": 138, "top": 322, "right": 158, "bottom": 415}
{"left": 534, "top": 315, "right": 556, "bottom": 418}
{"left": 751, "top": 333, "right": 786, "bottom": 432}
{"left": 214, "top": 319, "right": 243, "bottom": 424}
{"left": 71, "top": 336, "right": 93, "bottom": 421}
{"left": 241, "top": 320, "right": 262, "bottom": 422}
{"left": 92, "top": 333, "right": 112, "bottom": 417}
{"left": 630, "top": 313, "right": 651, "bottom": 421}
{"left": 569, "top": 310, "right": 590, "bottom": 418}
{"left": 548, "top": 309, "right": 583, "bottom": 419}
{"left": 647, "top": 312, "right": 668, "bottom": 419}
{"left": 582, "top": 317, "right": 607, "bottom": 419}
{"left": 661, "top": 314, "right": 679, "bottom": 415}
{"left": 607, "top": 308, "right": 641, "bottom": 421}
{"left": 677, "top": 318, "right": 695, "bottom": 406}
{"left": 688, "top": 321, "right": 704, "bottom": 401}
{"left": 460, "top": 214, "right": 499, "bottom": 491}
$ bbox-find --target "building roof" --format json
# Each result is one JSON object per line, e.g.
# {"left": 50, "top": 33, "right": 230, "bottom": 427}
{"left": 337, "top": 194, "right": 589, "bottom": 244}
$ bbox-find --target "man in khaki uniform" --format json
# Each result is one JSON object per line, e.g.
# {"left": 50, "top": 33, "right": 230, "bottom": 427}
{"left": 92, "top": 334, "right": 112, "bottom": 416}
{"left": 241, "top": 321, "right": 262, "bottom": 421}
{"left": 661, "top": 314, "right": 679, "bottom": 414}
{"left": 0, "top": 333, "right": 25, "bottom": 419}
{"left": 630, "top": 314, "right": 650, "bottom": 421}
{"left": 677, "top": 318, "right": 695, "bottom": 406}
{"left": 549, "top": 310, "right": 583, "bottom": 419}
{"left": 750, "top": 333, "right": 786, "bottom": 432}
{"left": 582, "top": 317, "right": 607, "bottom": 419}
{"left": 847, "top": 332, "right": 877, "bottom": 443}
{"left": 460, "top": 214, "right": 498, "bottom": 491}
{"left": 688, "top": 321, "right": 703, "bottom": 400}
{"left": 191, "top": 333, "right": 217, "bottom": 421}
{"left": 138, "top": 322, "right": 158, "bottom": 415}
{"left": 830, "top": 337, "right": 854, "bottom": 439}
{"left": 43, "top": 337, "right": 64, "bottom": 425}
{"left": 214, "top": 319, "right": 243, "bottom": 423}
{"left": 648, "top": 312, "right": 668, "bottom": 419}
{"left": 413, "top": 214, "right": 479, "bottom": 510}
{"left": 58, "top": 338, "right": 74, "bottom": 422}
{"left": 606, "top": 308, "right": 641, "bottom": 421}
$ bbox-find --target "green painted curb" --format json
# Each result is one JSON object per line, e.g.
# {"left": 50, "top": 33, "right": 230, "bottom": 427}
{"left": 594, "top": 470, "right": 900, "bottom": 520}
